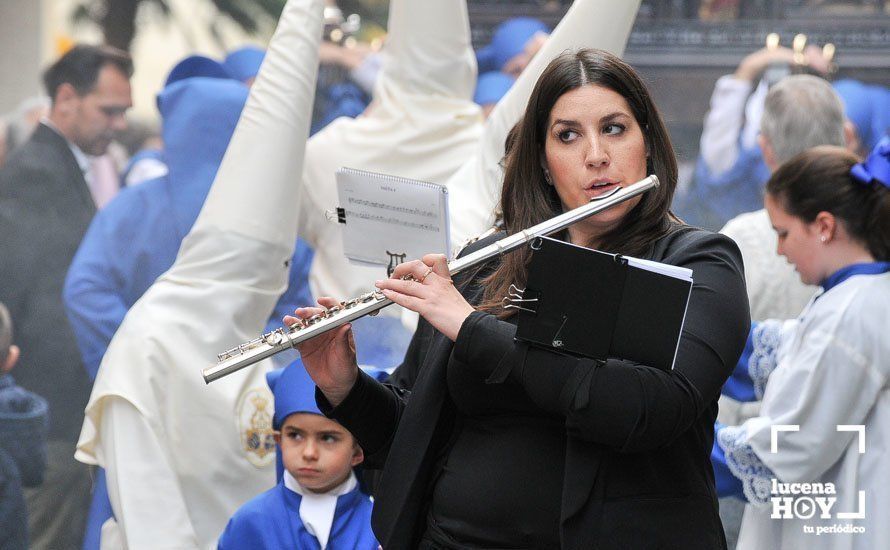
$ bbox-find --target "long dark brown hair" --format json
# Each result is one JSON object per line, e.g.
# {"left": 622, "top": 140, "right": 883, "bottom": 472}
{"left": 478, "top": 49, "right": 679, "bottom": 317}
{"left": 766, "top": 145, "right": 890, "bottom": 261}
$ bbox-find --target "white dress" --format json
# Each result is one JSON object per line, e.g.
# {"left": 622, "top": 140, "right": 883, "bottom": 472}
{"left": 718, "top": 272, "right": 890, "bottom": 550}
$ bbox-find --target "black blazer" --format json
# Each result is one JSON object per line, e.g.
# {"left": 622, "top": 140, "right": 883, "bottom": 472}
{"left": 323, "top": 225, "right": 750, "bottom": 549}
{"left": 0, "top": 123, "right": 96, "bottom": 442}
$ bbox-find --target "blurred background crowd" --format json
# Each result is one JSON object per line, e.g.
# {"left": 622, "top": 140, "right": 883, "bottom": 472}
{"left": 3, "top": 0, "right": 890, "bottom": 201}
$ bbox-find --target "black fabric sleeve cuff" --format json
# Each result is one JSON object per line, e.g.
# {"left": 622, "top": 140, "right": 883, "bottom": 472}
{"left": 452, "top": 310, "right": 518, "bottom": 382}
{"left": 517, "top": 346, "right": 601, "bottom": 414}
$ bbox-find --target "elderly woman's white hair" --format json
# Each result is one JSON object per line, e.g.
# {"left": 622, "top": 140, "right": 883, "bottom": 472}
{"left": 760, "top": 75, "right": 846, "bottom": 167}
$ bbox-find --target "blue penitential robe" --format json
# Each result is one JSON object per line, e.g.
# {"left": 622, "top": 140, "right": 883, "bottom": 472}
{"left": 218, "top": 472, "right": 377, "bottom": 550}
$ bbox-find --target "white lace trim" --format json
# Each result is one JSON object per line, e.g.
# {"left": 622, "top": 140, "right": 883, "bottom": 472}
{"left": 717, "top": 425, "right": 775, "bottom": 507}
{"left": 748, "top": 320, "right": 783, "bottom": 399}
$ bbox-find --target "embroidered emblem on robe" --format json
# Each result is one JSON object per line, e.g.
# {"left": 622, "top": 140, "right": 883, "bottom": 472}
{"left": 237, "top": 388, "right": 277, "bottom": 467}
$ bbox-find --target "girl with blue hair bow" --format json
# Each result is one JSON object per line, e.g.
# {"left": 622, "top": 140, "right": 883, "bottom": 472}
{"left": 713, "top": 139, "right": 890, "bottom": 550}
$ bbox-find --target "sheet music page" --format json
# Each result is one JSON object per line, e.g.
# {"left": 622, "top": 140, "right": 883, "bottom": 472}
{"left": 336, "top": 168, "right": 450, "bottom": 267}
{"left": 625, "top": 256, "right": 693, "bottom": 282}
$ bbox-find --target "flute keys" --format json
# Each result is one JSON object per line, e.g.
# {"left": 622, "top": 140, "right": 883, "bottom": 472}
{"left": 306, "top": 313, "right": 325, "bottom": 325}
{"left": 217, "top": 348, "right": 238, "bottom": 361}
{"left": 263, "top": 330, "right": 285, "bottom": 346}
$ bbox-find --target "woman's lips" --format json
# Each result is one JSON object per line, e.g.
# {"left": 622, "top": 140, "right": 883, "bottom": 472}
{"left": 583, "top": 181, "right": 619, "bottom": 199}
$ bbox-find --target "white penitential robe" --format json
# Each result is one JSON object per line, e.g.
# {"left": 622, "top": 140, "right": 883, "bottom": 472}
{"left": 75, "top": 0, "right": 324, "bottom": 548}
{"left": 299, "top": 0, "right": 481, "bottom": 307}
{"left": 300, "top": 0, "right": 642, "bottom": 314}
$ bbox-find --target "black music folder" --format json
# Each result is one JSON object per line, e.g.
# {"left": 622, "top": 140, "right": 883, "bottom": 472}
{"left": 513, "top": 237, "right": 693, "bottom": 371}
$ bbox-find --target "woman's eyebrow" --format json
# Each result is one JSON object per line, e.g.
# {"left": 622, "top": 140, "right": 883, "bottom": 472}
{"left": 551, "top": 118, "right": 581, "bottom": 129}
{"left": 551, "top": 112, "right": 631, "bottom": 129}
{"left": 600, "top": 111, "right": 631, "bottom": 124}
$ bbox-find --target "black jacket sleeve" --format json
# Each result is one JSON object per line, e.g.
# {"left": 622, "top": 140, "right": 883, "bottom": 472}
{"left": 451, "top": 231, "right": 750, "bottom": 453}
{"left": 317, "top": 370, "right": 408, "bottom": 469}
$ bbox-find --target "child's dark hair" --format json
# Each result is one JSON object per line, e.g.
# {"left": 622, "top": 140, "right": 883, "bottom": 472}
{"left": 766, "top": 145, "right": 890, "bottom": 261}
{"left": 0, "top": 302, "right": 12, "bottom": 366}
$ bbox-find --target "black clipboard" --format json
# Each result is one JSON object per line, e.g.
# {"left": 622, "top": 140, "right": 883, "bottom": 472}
{"left": 513, "top": 237, "right": 692, "bottom": 371}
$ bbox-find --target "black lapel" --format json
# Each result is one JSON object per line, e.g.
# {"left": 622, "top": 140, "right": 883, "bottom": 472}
{"left": 31, "top": 123, "right": 96, "bottom": 213}
{"left": 371, "top": 332, "right": 455, "bottom": 549}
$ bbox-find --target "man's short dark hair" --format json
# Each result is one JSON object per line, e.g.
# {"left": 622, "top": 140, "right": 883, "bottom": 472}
{"left": 42, "top": 44, "right": 134, "bottom": 102}
{"left": 0, "top": 302, "right": 12, "bottom": 367}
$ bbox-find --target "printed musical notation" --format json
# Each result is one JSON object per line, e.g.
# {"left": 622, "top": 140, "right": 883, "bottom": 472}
{"left": 336, "top": 168, "right": 451, "bottom": 266}
{"left": 346, "top": 197, "right": 440, "bottom": 230}
{"left": 343, "top": 210, "right": 441, "bottom": 232}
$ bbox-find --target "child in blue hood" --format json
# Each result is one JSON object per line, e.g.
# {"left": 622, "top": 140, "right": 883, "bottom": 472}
{"left": 219, "top": 363, "right": 377, "bottom": 549}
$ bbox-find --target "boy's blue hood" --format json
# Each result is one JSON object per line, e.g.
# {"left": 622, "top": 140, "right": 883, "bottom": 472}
{"left": 266, "top": 362, "right": 322, "bottom": 431}
{"left": 157, "top": 77, "right": 248, "bottom": 236}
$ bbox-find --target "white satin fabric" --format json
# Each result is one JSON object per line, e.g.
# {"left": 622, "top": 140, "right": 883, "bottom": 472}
{"left": 284, "top": 470, "right": 358, "bottom": 550}
{"left": 76, "top": 0, "right": 324, "bottom": 547}
{"left": 301, "top": 0, "right": 642, "bottom": 317}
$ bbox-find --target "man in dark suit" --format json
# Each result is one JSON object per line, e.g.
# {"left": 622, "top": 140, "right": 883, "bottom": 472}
{"left": 0, "top": 44, "right": 132, "bottom": 549}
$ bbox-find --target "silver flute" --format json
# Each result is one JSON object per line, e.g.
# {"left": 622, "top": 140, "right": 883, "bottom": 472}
{"left": 203, "top": 175, "right": 659, "bottom": 383}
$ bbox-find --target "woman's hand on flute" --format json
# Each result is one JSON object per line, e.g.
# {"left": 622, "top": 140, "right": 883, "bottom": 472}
{"left": 284, "top": 297, "right": 358, "bottom": 407}
{"left": 375, "top": 254, "right": 475, "bottom": 342}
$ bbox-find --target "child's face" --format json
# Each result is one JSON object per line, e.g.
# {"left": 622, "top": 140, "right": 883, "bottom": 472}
{"left": 275, "top": 413, "right": 363, "bottom": 494}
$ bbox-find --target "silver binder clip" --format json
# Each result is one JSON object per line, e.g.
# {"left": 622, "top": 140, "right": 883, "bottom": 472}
{"left": 503, "top": 283, "right": 538, "bottom": 314}
{"left": 325, "top": 208, "right": 347, "bottom": 223}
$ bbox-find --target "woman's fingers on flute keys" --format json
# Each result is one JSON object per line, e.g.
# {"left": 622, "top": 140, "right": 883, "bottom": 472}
{"left": 376, "top": 255, "right": 472, "bottom": 341}
{"left": 283, "top": 297, "right": 342, "bottom": 328}
{"left": 286, "top": 296, "right": 359, "bottom": 406}
{"left": 421, "top": 254, "right": 450, "bottom": 280}
{"left": 389, "top": 259, "right": 429, "bottom": 282}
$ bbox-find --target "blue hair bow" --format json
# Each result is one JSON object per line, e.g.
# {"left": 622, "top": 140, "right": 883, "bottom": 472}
{"left": 851, "top": 135, "right": 890, "bottom": 189}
